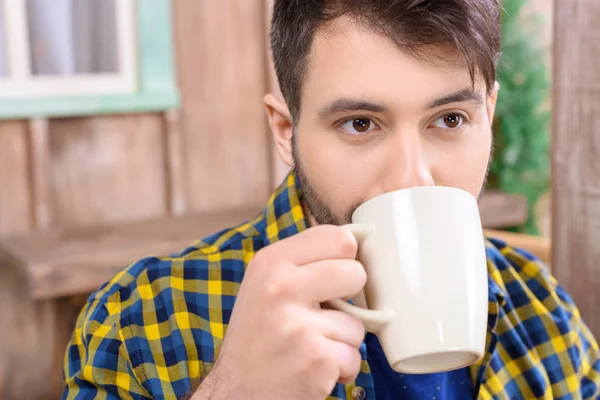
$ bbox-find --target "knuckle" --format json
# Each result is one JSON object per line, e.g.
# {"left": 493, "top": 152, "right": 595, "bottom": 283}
{"left": 310, "top": 338, "right": 333, "bottom": 368}
{"left": 342, "top": 342, "right": 359, "bottom": 362}
{"left": 337, "top": 230, "right": 358, "bottom": 256}
{"left": 349, "top": 260, "right": 367, "bottom": 284}
{"left": 299, "top": 345, "right": 333, "bottom": 397}
{"left": 249, "top": 248, "right": 271, "bottom": 269}
{"left": 347, "top": 316, "right": 366, "bottom": 345}
{"left": 251, "top": 247, "right": 293, "bottom": 275}
{"left": 339, "top": 347, "right": 362, "bottom": 383}
{"left": 338, "top": 260, "right": 366, "bottom": 293}
{"left": 279, "top": 306, "right": 306, "bottom": 338}
{"left": 351, "top": 348, "right": 362, "bottom": 368}
{"left": 264, "top": 275, "right": 293, "bottom": 300}
{"left": 311, "top": 225, "right": 358, "bottom": 257}
{"left": 348, "top": 351, "right": 362, "bottom": 377}
{"left": 321, "top": 356, "right": 339, "bottom": 381}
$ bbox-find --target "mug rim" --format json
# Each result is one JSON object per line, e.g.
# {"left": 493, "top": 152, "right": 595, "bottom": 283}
{"left": 351, "top": 185, "right": 477, "bottom": 221}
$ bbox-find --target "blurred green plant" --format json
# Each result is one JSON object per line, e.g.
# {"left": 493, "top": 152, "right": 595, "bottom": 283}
{"left": 488, "top": 0, "right": 551, "bottom": 235}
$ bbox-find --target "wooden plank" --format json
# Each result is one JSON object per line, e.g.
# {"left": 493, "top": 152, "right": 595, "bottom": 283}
{"left": 0, "top": 261, "right": 78, "bottom": 399}
{"left": 0, "top": 208, "right": 260, "bottom": 300}
{"left": 264, "top": 0, "right": 291, "bottom": 188}
{"left": 47, "top": 114, "right": 168, "bottom": 229}
{"left": 478, "top": 191, "right": 528, "bottom": 229}
{"left": 0, "top": 120, "right": 33, "bottom": 236}
{"left": 164, "top": 109, "right": 187, "bottom": 216}
{"left": 0, "top": 188, "right": 526, "bottom": 302}
{"left": 173, "top": 0, "right": 271, "bottom": 213}
{"left": 28, "top": 117, "right": 53, "bottom": 230}
{"left": 552, "top": 0, "right": 600, "bottom": 338}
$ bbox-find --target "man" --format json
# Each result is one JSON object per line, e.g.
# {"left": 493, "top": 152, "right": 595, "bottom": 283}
{"left": 63, "top": 0, "right": 600, "bottom": 399}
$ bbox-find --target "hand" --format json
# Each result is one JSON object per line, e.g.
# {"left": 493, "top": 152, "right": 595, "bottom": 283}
{"left": 194, "top": 225, "right": 367, "bottom": 400}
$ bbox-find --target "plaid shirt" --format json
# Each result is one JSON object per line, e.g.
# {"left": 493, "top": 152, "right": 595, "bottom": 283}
{"left": 63, "top": 172, "right": 600, "bottom": 400}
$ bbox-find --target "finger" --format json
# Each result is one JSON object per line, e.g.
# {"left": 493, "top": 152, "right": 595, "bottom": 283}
{"left": 317, "top": 309, "right": 366, "bottom": 348}
{"left": 271, "top": 225, "right": 359, "bottom": 265}
{"left": 296, "top": 259, "right": 367, "bottom": 303}
{"left": 329, "top": 340, "right": 363, "bottom": 384}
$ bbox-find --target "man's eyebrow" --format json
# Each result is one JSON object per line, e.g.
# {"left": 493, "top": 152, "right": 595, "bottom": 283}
{"left": 317, "top": 98, "right": 388, "bottom": 118}
{"left": 426, "top": 88, "right": 484, "bottom": 110}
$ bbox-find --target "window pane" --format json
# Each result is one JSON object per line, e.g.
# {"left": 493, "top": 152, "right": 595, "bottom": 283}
{"left": 26, "top": 0, "right": 119, "bottom": 75}
{"left": 0, "top": 1, "right": 7, "bottom": 77}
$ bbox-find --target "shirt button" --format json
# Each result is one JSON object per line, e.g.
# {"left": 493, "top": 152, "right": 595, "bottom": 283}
{"left": 351, "top": 386, "right": 366, "bottom": 400}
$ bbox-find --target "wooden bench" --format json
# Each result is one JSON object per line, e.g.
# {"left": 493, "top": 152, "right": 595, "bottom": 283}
{"left": 0, "top": 208, "right": 260, "bottom": 400}
{"left": 0, "top": 191, "right": 530, "bottom": 399}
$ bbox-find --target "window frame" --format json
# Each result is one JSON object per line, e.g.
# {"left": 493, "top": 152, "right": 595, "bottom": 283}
{"left": 0, "top": 0, "right": 179, "bottom": 119}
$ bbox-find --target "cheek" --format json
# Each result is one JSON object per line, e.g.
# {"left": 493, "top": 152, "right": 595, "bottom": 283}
{"left": 296, "top": 131, "right": 377, "bottom": 212}
{"left": 431, "top": 130, "right": 492, "bottom": 197}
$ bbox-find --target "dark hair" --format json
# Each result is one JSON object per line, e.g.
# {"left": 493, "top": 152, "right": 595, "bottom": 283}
{"left": 270, "top": 0, "right": 501, "bottom": 121}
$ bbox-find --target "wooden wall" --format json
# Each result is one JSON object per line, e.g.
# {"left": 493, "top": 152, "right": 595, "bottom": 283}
{"left": 0, "top": 7, "right": 278, "bottom": 394}
{"left": 0, "top": 0, "right": 556, "bottom": 241}
{"left": 0, "top": 0, "right": 275, "bottom": 239}
{"left": 0, "top": 1, "right": 558, "bottom": 241}
{"left": 0, "top": 122, "right": 32, "bottom": 236}
{"left": 552, "top": 0, "right": 600, "bottom": 340}
{"left": 174, "top": 1, "right": 273, "bottom": 213}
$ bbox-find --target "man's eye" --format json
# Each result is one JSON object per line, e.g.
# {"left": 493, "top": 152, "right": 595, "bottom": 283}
{"left": 431, "top": 113, "right": 466, "bottom": 129}
{"left": 340, "top": 118, "right": 378, "bottom": 135}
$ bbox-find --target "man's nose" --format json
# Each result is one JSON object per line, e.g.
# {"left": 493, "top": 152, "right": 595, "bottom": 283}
{"left": 382, "top": 131, "right": 435, "bottom": 192}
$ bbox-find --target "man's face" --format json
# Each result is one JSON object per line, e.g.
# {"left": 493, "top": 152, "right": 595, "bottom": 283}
{"left": 268, "top": 18, "right": 498, "bottom": 225}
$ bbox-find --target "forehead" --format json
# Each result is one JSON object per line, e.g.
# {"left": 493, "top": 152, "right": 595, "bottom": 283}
{"left": 302, "top": 17, "right": 482, "bottom": 110}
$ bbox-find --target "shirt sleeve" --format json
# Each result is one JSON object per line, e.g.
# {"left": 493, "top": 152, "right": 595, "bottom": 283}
{"left": 62, "top": 294, "right": 152, "bottom": 400}
{"left": 552, "top": 280, "right": 600, "bottom": 399}
{"left": 512, "top": 246, "right": 600, "bottom": 399}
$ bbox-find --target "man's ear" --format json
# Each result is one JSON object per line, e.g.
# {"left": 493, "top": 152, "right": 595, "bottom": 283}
{"left": 264, "top": 93, "right": 295, "bottom": 168}
{"left": 487, "top": 81, "right": 500, "bottom": 125}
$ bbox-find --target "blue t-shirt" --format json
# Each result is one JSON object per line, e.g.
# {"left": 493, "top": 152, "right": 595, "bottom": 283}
{"left": 365, "top": 333, "right": 473, "bottom": 399}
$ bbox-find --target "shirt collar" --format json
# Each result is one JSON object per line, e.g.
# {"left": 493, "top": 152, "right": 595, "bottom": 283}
{"left": 484, "top": 239, "right": 509, "bottom": 308}
{"left": 262, "top": 170, "right": 307, "bottom": 245}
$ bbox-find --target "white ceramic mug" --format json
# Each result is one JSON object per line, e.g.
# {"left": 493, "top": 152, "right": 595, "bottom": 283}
{"left": 327, "top": 186, "right": 488, "bottom": 374}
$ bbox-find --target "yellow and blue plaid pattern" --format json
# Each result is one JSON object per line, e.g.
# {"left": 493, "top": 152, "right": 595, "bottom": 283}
{"left": 63, "top": 172, "right": 600, "bottom": 399}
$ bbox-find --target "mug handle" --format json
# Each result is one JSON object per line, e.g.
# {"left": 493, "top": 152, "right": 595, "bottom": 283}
{"left": 324, "top": 223, "right": 394, "bottom": 333}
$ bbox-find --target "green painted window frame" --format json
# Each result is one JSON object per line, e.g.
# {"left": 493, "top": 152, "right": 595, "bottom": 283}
{"left": 0, "top": 0, "right": 179, "bottom": 119}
